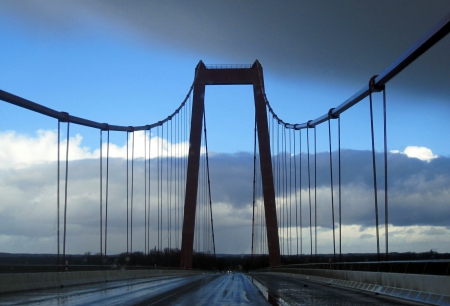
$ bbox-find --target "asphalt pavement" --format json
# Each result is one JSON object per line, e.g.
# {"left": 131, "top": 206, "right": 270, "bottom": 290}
{"left": 0, "top": 272, "right": 428, "bottom": 305}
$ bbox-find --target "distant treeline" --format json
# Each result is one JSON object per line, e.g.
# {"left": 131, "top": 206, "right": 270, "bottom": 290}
{"left": 1, "top": 250, "right": 449, "bottom": 272}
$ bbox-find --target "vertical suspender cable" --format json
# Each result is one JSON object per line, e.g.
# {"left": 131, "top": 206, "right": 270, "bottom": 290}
{"left": 167, "top": 121, "right": 170, "bottom": 250}
{"left": 176, "top": 112, "right": 179, "bottom": 248}
{"left": 307, "top": 122, "right": 312, "bottom": 261}
{"left": 271, "top": 116, "right": 275, "bottom": 194}
{"left": 97, "top": 132, "right": 103, "bottom": 261}
{"left": 299, "top": 129, "right": 303, "bottom": 261}
{"left": 259, "top": 161, "right": 264, "bottom": 256}
{"left": 179, "top": 113, "right": 181, "bottom": 248}
{"left": 180, "top": 103, "right": 185, "bottom": 247}
{"left": 281, "top": 125, "right": 286, "bottom": 255}
{"left": 157, "top": 126, "right": 160, "bottom": 251}
{"left": 383, "top": 87, "right": 388, "bottom": 261}
{"left": 203, "top": 112, "right": 216, "bottom": 262}
{"left": 145, "top": 130, "right": 147, "bottom": 255}
{"left": 314, "top": 126, "right": 317, "bottom": 260}
{"left": 338, "top": 117, "right": 342, "bottom": 262}
{"left": 147, "top": 129, "right": 152, "bottom": 254}
{"left": 174, "top": 115, "right": 178, "bottom": 248}
{"left": 251, "top": 113, "right": 257, "bottom": 264}
{"left": 63, "top": 120, "right": 70, "bottom": 267}
{"left": 277, "top": 121, "right": 281, "bottom": 255}
{"left": 170, "top": 119, "right": 173, "bottom": 250}
{"left": 126, "top": 131, "right": 129, "bottom": 253}
{"left": 272, "top": 116, "right": 277, "bottom": 254}
{"left": 281, "top": 125, "right": 289, "bottom": 255}
{"left": 256, "top": 156, "right": 259, "bottom": 257}
{"left": 105, "top": 129, "right": 109, "bottom": 259}
{"left": 369, "top": 78, "right": 380, "bottom": 261}
{"left": 203, "top": 137, "right": 207, "bottom": 253}
{"left": 177, "top": 112, "right": 180, "bottom": 248}
{"left": 293, "top": 129, "right": 298, "bottom": 259}
{"left": 57, "top": 120, "right": 60, "bottom": 269}
{"left": 289, "top": 129, "right": 293, "bottom": 257}
{"left": 328, "top": 112, "right": 336, "bottom": 262}
{"left": 131, "top": 130, "right": 135, "bottom": 253}
{"left": 160, "top": 124, "right": 164, "bottom": 250}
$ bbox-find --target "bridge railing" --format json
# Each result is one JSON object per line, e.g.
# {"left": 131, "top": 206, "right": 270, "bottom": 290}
{"left": 258, "top": 260, "right": 450, "bottom": 276}
{"left": 205, "top": 64, "right": 252, "bottom": 69}
{"left": 0, "top": 264, "right": 194, "bottom": 274}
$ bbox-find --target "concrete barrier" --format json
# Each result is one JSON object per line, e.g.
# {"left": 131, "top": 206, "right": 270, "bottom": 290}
{"left": 0, "top": 269, "right": 203, "bottom": 295}
{"left": 252, "top": 269, "right": 450, "bottom": 306}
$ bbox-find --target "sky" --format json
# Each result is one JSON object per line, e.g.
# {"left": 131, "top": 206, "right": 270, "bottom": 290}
{"left": 1, "top": 1, "right": 450, "bottom": 256}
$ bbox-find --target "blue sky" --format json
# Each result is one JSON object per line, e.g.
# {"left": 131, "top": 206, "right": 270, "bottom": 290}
{"left": 1, "top": 1, "right": 449, "bottom": 155}
{"left": 1, "top": 1, "right": 450, "bottom": 255}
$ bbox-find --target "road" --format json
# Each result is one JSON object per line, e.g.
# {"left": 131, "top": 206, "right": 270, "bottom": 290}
{"left": 0, "top": 273, "right": 425, "bottom": 305}
{"left": 0, "top": 273, "right": 268, "bottom": 306}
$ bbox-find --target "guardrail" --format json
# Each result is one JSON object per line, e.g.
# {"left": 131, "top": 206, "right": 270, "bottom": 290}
{"left": 258, "top": 260, "right": 450, "bottom": 276}
{"left": 0, "top": 264, "right": 198, "bottom": 274}
{"left": 0, "top": 268, "right": 206, "bottom": 294}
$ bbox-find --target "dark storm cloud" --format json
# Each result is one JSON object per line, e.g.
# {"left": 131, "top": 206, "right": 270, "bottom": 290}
{"left": 2, "top": 0, "right": 450, "bottom": 99}
{"left": 196, "top": 150, "right": 450, "bottom": 229}
{"left": 208, "top": 152, "right": 255, "bottom": 207}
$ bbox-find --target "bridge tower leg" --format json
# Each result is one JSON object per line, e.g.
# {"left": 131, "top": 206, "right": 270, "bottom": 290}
{"left": 180, "top": 61, "right": 281, "bottom": 269}
{"left": 180, "top": 63, "right": 206, "bottom": 269}
{"left": 252, "top": 61, "right": 281, "bottom": 267}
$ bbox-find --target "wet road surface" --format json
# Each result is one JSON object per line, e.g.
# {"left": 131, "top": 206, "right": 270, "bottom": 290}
{"left": 168, "top": 272, "right": 269, "bottom": 306}
{"left": 0, "top": 275, "right": 216, "bottom": 306}
{"left": 0, "top": 273, "right": 269, "bottom": 306}
{"left": 0, "top": 273, "right": 427, "bottom": 305}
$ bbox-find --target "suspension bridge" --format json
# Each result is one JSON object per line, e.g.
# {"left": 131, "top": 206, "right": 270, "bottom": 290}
{"left": 0, "top": 11, "right": 449, "bottom": 306}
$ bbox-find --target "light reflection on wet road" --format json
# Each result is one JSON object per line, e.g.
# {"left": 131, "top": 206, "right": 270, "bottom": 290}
{"left": 0, "top": 273, "right": 426, "bottom": 305}
{"left": 172, "top": 272, "right": 269, "bottom": 306}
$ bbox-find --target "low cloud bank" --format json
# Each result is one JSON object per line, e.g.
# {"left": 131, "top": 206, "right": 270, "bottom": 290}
{"left": 1, "top": 130, "right": 449, "bottom": 254}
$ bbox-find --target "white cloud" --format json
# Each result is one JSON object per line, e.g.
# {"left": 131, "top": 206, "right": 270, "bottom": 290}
{"left": 404, "top": 146, "right": 438, "bottom": 162}
{"left": 391, "top": 146, "right": 438, "bottom": 162}
{"left": 0, "top": 130, "right": 190, "bottom": 169}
